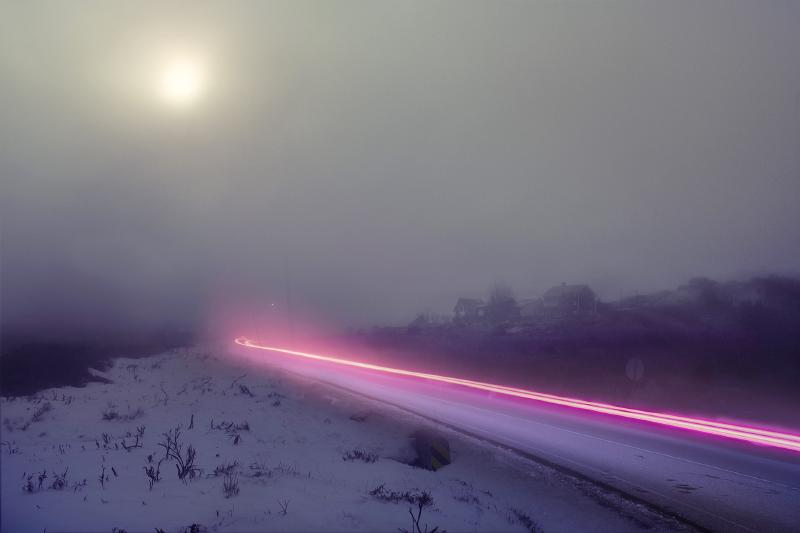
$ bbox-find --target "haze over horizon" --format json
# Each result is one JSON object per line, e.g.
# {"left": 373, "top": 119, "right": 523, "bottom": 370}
{"left": 2, "top": 1, "right": 799, "bottom": 338}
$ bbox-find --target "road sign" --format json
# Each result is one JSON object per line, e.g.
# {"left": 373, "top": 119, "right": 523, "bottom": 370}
{"left": 412, "top": 429, "right": 451, "bottom": 471}
{"left": 626, "top": 358, "right": 645, "bottom": 382}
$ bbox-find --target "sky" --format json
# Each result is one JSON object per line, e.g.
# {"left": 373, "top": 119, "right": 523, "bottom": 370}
{"left": 1, "top": 1, "right": 799, "bottom": 338}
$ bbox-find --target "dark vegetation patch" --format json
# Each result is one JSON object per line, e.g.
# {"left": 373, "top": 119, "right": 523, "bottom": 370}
{"left": 210, "top": 420, "right": 250, "bottom": 432}
{"left": 213, "top": 461, "right": 239, "bottom": 477}
{"left": 369, "top": 484, "right": 433, "bottom": 506}
{"left": 0, "top": 342, "right": 113, "bottom": 397}
{"left": 267, "top": 391, "right": 284, "bottom": 406}
{"left": 349, "top": 411, "right": 377, "bottom": 422}
{"left": 210, "top": 419, "right": 250, "bottom": 445}
{"left": 23, "top": 468, "right": 73, "bottom": 493}
{"left": 0, "top": 330, "right": 192, "bottom": 397}
{"left": 509, "top": 508, "right": 541, "bottom": 533}
{"left": 246, "top": 461, "right": 300, "bottom": 479}
{"left": 342, "top": 448, "right": 378, "bottom": 463}
{"left": 102, "top": 405, "right": 144, "bottom": 422}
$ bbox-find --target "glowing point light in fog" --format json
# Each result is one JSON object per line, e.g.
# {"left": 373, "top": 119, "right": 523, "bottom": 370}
{"left": 158, "top": 56, "right": 206, "bottom": 108}
{"left": 234, "top": 337, "right": 800, "bottom": 453}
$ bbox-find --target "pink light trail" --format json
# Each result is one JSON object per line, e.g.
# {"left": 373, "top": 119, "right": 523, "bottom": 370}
{"left": 234, "top": 336, "right": 800, "bottom": 453}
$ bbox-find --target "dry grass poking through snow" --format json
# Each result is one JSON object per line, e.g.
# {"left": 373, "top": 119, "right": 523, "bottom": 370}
{"left": 1, "top": 346, "right": 696, "bottom": 532}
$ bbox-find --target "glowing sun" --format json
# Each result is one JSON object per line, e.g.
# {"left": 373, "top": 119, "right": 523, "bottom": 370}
{"left": 158, "top": 56, "right": 206, "bottom": 109}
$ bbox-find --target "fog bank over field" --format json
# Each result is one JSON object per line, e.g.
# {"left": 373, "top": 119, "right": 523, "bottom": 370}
{"left": 1, "top": 1, "right": 799, "bottom": 339}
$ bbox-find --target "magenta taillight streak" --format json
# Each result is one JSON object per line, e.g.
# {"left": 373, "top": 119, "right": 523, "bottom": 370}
{"left": 234, "top": 337, "right": 800, "bottom": 453}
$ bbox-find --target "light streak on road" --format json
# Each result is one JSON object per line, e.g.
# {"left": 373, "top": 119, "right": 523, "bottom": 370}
{"left": 234, "top": 336, "right": 800, "bottom": 453}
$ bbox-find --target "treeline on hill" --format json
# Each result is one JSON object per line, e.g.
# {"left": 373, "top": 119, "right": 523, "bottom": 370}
{"left": 355, "top": 276, "right": 800, "bottom": 427}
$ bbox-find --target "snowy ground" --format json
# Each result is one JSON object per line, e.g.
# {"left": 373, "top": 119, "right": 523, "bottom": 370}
{"left": 1, "top": 346, "right": 693, "bottom": 532}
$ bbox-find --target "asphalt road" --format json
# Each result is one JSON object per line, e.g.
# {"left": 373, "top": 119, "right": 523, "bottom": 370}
{"left": 237, "top": 345, "right": 800, "bottom": 533}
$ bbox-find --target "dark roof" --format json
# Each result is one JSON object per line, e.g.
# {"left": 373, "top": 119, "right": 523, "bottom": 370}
{"left": 542, "top": 284, "right": 595, "bottom": 301}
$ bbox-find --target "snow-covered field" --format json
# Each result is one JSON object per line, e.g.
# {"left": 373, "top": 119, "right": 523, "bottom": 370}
{"left": 1, "top": 346, "right": 692, "bottom": 532}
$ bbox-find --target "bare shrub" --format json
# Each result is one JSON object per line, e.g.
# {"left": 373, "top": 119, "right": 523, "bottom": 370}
{"left": 159, "top": 383, "right": 169, "bottom": 407}
{"left": 223, "top": 472, "right": 239, "bottom": 498}
{"left": 342, "top": 448, "right": 378, "bottom": 463}
{"left": 453, "top": 490, "right": 480, "bottom": 506}
{"left": 1, "top": 441, "right": 20, "bottom": 454}
{"left": 178, "top": 445, "right": 200, "bottom": 480}
{"left": 16, "top": 402, "right": 54, "bottom": 431}
{"left": 144, "top": 459, "right": 163, "bottom": 490}
{"left": 277, "top": 499, "right": 290, "bottom": 516}
{"left": 50, "top": 468, "right": 68, "bottom": 490}
{"left": 158, "top": 427, "right": 179, "bottom": 461}
{"left": 22, "top": 469, "right": 70, "bottom": 493}
{"left": 248, "top": 462, "right": 271, "bottom": 478}
{"left": 31, "top": 402, "right": 53, "bottom": 423}
{"left": 103, "top": 405, "right": 144, "bottom": 422}
{"left": 98, "top": 465, "right": 108, "bottom": 489}
{"left": 247, "top": 461, "right": 299, "bottom": 479}
{"left": 398, "top": 492, "right": 438, "bottom": 533}
{"left": 210, "top": 419, "right": 250, "bottom": 432}
{"left": 210, "top": 419, "right": 249, "bottom": 445}
{"left": 267, "top": 392, "right": 284, "bottom": 406}
{"left": 230, "top": 373, "right": 247, "bottom": 388}
{"left": 159, "top": 427, "right": 201, "bottom": 482}
{"left": 510, "top": 508, "right": 542, "bottom": 533}
{"left": 213, "top": 461, "right": 239, "bottom": 477}
{"left": 194, "top": 377, "right": 213, "bottom": 391}
{"left": 121, "top": 435, "right": 142, "bottom": 451}
{"left": 369, "top": 484, "right": 432, "bottom": 506}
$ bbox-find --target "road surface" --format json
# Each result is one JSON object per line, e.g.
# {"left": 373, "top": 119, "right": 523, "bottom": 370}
{"left": 233, "top": 340, "right": 800, "bottom": 532}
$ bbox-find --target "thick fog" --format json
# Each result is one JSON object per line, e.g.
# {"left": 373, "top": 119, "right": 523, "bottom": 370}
{"left": 1, "top": 1, "right": 799, "bottom": 339}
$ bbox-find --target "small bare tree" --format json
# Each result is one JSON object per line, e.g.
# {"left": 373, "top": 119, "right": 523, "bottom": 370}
{"left": 144, "top": 459, "right": 163, "bottom": 490}
{"left": 277, "top": 499, "right": 290, "bottom": 516}
{"left": 400, "top": 492, "right": 439, "bottom": 533}
{"left": 158, "top": 427, "right": 201, "bottom": 482}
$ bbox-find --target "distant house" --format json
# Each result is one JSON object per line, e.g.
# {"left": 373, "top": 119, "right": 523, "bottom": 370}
{"left": 518, "top": 298, "right": 544, "bottom": 317}
{"left": 453, "top": 298, "right": 486, "bottom": 324}
{"left": 541, "top": 283, "right": 597, "bottom": 314}
{"left": 408, "top": 311, "right": 450, "bottom": 331}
